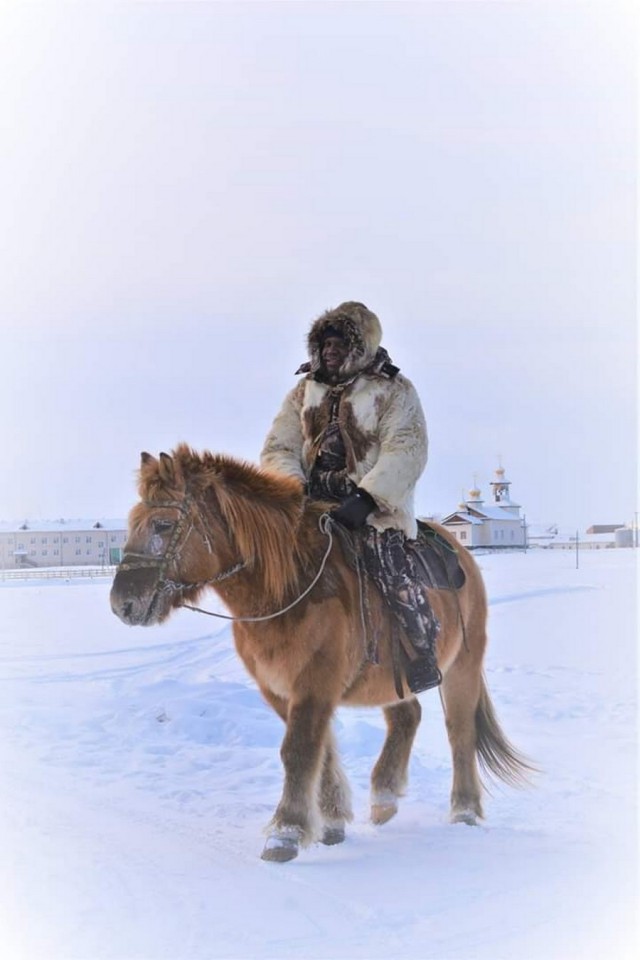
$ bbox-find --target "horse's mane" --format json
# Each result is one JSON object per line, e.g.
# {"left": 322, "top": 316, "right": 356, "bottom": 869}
{"left": 139, "top": 444, "right": 310, "bottom": 604}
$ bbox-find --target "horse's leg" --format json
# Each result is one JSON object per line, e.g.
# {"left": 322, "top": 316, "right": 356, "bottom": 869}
{"left": 262, "top": 694, "right": 333, "bottom": 862}
{"left": 258, "top": 686, "right": 352, "bottom": 843}
{"left": 258, "top": 685, "right": 288, "bottom": 724}
{"left": 441, "top": 650, "right": 484, "bottom": 824}
{"left": 370, "top": 698, "right": 422, "bottom": 825}
{"left": 260, "top": 698, "right": 352, "bottom": 849}
{"left": 318, "top": 727, "right": 353, "bottom": 845}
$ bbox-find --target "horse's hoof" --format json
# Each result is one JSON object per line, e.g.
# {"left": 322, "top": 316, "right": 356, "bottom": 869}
{"left": 371, "top": 802, "right": 398, "bottom": 825}
{"left": 451, "top": 809, "right": 479, "bottom": 826}
{"left": 321, "top": 825, "right": 345, "bottom": 846}
{"left": 261, "top": 831, "right": 300, "bottom": 862}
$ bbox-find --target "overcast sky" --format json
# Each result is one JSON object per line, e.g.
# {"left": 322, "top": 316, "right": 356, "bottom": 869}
{"left": 0, "top": 1, "right": 636, "bottom": 531}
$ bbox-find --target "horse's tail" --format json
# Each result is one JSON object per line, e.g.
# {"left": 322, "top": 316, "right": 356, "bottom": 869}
{"left": 475, "top": 675, "right": 537, "bottom": 787}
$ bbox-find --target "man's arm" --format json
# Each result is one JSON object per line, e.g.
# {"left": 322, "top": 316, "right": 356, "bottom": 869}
{"left": 357, "top": 376, "right": 428, "bottom": 511}
{"left": 260, "top": 382, "right": 307, "bottom": 483}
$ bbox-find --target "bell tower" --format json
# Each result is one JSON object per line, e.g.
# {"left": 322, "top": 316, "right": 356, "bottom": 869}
{"left": 491, "top": 463, "right": 511, "bottom": 503}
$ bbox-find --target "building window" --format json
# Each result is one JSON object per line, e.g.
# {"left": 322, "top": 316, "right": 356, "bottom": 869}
{"left": 460, "top": 531, "right": 467, "bottom": 540}
{"left": 63, "top": 537, "right": 68, "bottom": 544}
{"left": 75, "top": 536, "right": 81, "bottom": 543}
{"left": 86, "top": 536, "right": 92, "bottom": 543}
{"left": 75, "top": 549, "right": 81, "bottom": 555}
{"left": 30, "top": 537, "right": 36, "bottom": 544}
{"left": 30, "top": 550, "right": 36, "bottom": 556}
{"left": 41, "top": 537, "right": 48, "bottom": 544}
{"left": 17, "top": 542, "right": 24, "bottom": 549}
{"left": 42, "top": 550, "right": 48, "bottom": 556}
{"left": 54, "top": 549, "right": 59, "bottom": 556}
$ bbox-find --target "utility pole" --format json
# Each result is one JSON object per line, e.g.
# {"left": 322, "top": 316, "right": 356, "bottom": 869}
{"left": 575, "top": 529, "right": 580, "bottom": 569}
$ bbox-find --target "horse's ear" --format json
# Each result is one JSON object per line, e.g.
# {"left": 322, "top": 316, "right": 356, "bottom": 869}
{"left": 158, "top": 452, "right": 176, "bottom": 485}
{"left": 140, "top": 452, "right": 155, "bottom": 467}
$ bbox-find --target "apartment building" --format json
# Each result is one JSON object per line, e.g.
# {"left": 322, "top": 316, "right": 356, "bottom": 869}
{"left": 0, "top": 519, "right": 128, "bottom": 569}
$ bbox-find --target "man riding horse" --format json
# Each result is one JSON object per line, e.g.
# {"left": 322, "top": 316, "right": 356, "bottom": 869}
{"left": 261, "top": 300, "right": 441, "bottom": 693}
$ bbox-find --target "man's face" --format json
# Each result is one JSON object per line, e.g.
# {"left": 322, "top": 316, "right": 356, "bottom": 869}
{"left": 321, "top": 335, "right": 348, "bottom": 376}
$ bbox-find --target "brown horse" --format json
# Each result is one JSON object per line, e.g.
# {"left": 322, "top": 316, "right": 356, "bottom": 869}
{"left": 110, "top": 444, "right": 532, "bottom": 861}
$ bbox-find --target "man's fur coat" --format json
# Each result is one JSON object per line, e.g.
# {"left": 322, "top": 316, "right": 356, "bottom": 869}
{"left": 260, "top": 302, "right": 428, "bottom": 538}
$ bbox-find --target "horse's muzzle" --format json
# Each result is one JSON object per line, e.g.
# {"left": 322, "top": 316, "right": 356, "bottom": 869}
{"left": 110, "top": 568, "right": 168, "bottom": 626}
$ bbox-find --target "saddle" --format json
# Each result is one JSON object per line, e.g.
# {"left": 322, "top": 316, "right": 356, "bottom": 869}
{"left": 412, "top": 520, "right": 466, "bottom": 591}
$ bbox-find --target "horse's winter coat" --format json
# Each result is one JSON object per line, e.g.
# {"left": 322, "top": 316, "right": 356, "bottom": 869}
{"left": 110, "top": 445, "right": 532, "bottom": 862}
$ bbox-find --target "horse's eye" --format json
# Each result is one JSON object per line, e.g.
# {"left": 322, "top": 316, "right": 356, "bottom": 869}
{"left": 152, "top": 519, "right": 174, "bottom": 535}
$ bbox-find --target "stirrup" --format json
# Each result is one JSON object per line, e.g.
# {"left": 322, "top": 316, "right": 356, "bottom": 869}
{"left": 406, "top": 656, "right": 442, "bottom": 694}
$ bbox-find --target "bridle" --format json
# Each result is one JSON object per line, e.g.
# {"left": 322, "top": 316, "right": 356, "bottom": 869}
{"left": 116, "top": 489, "right": 336, "bottom": 624}
{"left": 117, "top": 491, "right": 246, "bottom": 598}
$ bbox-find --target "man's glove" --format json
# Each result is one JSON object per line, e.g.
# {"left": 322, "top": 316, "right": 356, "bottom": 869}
{"left": 331, "top": 488, "right": 376, "bottom": 530}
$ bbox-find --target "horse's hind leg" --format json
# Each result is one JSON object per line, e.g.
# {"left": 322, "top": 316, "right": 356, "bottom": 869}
{"left": 318, "top": 728, "right": 353, "bottom": 845}
{"left": 441, "top": 654, "right": 484, "bottom": 824}
{"left": 370, "top": 698, "right": 422, "bottom": 824}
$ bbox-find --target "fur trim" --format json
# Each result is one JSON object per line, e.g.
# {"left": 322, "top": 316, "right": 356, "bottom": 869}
{"left": 307, "top": 302, "right": 382, "bottom": 380}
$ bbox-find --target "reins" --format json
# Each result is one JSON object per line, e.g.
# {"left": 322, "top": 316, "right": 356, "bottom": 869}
{"left": 181, "top": 513, "right": 335, "bottom": 623}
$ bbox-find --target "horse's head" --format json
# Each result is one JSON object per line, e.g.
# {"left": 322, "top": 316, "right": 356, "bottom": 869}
{"left": 110, "top": 449, "right": 240, "bottom": 626}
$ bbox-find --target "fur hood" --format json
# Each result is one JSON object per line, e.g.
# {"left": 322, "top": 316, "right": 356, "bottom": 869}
{"left": 306, "top": 301, "right": 383, "bottom": 380}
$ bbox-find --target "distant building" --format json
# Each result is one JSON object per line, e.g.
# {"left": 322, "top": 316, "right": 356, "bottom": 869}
{"left": 440, "top": 465, "right": 526, "bottom": 550}
{"left": 526, "top": 523, "right": 559, "bottom": 548}
{"left": 0, "top": 519, "right": 127, "bottom": 570}
{"left": 544, "top": 532, "right": 616, "bottom": 550}
{"left": 438, "top": 463, "right": 637, "bottom": 551}
{"left": 586, "top": 524, "right": 625, "bottom": 535}
{"left": 615, "top": 527, "right": 636, "bottom": 548}
{"left": 525, "top": 524, "right": 636, "bottom": 550}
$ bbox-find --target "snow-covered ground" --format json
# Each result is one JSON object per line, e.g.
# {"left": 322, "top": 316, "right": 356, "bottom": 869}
{"left": 0, "top": 549, "right": 637, "bottom": 960}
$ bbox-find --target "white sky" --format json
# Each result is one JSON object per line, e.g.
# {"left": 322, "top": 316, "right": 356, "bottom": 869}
{"left": 0, "top": 1, "right": 636, "bottom": 529}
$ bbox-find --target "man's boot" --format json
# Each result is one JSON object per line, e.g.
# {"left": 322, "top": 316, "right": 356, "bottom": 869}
{"left": 392, "top": 581, "right": 442, "bottom": 693}
{"left": 406, "top": 656, "right": 441, "bottom": 694}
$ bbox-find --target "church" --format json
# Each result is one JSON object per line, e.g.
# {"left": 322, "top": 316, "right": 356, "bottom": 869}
{"left": 439, "top": 465, "right": 526, "bottom": 550}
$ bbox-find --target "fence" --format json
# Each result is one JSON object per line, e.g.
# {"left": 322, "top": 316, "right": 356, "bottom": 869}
{"left": 0, "top": 566, "right": 117, "bottom": 582}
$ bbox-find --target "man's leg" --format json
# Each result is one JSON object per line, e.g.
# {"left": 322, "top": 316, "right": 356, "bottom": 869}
{"left": 361, "top": 528, "right": 442, "bottom": 693}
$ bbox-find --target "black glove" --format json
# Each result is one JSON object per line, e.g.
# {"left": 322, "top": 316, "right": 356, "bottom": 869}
{"left": 331, "top": 488, "right": 376, "bottom": 530}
